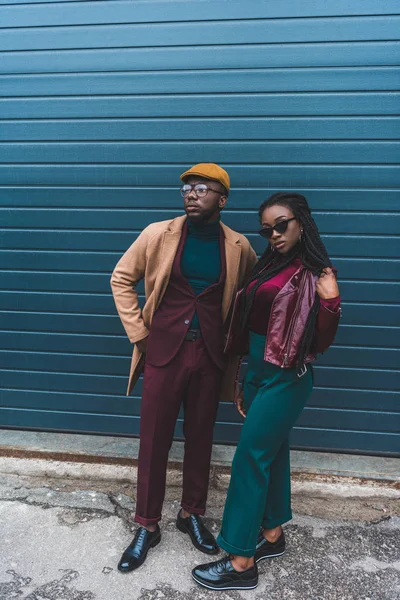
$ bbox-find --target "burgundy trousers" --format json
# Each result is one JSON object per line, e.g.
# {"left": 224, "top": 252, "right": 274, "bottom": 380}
{"left": 134, "top": 338, "right": 223, "bottom": 526}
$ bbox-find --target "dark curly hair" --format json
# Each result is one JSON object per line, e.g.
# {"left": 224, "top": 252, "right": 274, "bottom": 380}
{"left": 240, "top": 192, "right": 332, "bottom": 371}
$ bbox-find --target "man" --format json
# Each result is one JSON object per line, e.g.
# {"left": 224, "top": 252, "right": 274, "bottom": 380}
{"left": 111, "top": 163, "right": 256, "bottom": 571}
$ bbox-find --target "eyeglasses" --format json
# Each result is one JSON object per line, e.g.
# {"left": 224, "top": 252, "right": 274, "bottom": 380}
{"left": 180, "top": 183, "right": 222, "bottom": 198}
{"left": 259, "top": 218, "right": 297, "bottom": 239}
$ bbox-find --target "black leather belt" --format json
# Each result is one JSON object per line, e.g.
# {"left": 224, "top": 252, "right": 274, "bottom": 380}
{"left": 185, "top": 329, "right": 202, "bottom": 341}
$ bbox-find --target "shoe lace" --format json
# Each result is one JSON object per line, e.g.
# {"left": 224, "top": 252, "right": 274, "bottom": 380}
{"left": 130, "top": 527, "right": 150, "bottom": 556}
{"left": 190, "top": 514, "right": 204, "bottom": 537}
{"left": 135, "top": 528, "right": 147, "bottom": 543}
{"left": 213, "top": 557, "right": 231, "bottom": 575}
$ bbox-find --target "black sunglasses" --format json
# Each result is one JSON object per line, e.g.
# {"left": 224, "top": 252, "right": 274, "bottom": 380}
{"left": 259, "top": 218, "right": 297, "bottom": 239}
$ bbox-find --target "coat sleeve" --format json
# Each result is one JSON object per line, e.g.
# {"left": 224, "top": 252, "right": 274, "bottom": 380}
{"left": 314, "top": 296, "right": 341, "bottom": 354}
{"left": 245, "top": 244, "right": 258, "bottom": 279}
{"left": 110, "top": 228, "right": 151, "bottom": 343}
{"left": 224, "top": 290, "right": 250, "bottom": 357}
{"left": 224, "top": 239, "right": 256, "bottom": 356}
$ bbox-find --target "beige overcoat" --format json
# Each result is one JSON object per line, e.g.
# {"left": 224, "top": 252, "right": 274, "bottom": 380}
{"left": 110, "top": 215, "right": 257, "bottom": 399}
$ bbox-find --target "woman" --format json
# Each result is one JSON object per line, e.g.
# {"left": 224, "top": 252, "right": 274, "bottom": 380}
{"left": 192, "top": 192, "right": 341, "bottom": 591}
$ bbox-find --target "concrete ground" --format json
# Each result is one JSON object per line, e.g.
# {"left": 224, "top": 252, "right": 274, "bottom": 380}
{"left": 0, "top": 457, "right": 399, "bottom": 600}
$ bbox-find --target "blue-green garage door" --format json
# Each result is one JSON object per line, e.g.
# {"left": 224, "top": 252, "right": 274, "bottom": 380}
{"left": 1, "top": 0, "right": 399, "bottom": 455}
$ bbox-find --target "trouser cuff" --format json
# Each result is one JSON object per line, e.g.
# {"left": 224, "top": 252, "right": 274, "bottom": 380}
{"left": 216, "top": 533, "right": 256, "bottom": 558}
{"left": 134, "top": 514, "right": 161, "bottom": 526}
{"left": 181, "top": 502, "right": 205, "bottom": 516}
{"left": 262, "top": 512, "right": 292, "bottom": 529}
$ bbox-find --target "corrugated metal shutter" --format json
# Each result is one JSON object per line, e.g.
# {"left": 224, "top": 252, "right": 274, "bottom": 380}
{"left": 1, "top": 0, "right": 399, "bottom": 455}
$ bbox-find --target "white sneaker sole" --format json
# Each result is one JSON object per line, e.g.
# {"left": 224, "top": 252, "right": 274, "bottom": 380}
{"left": 191, "top": 572, "right": 258, "bottom": 591}
{"left": 255, "top": 550, "right": 285, "bottom": 563}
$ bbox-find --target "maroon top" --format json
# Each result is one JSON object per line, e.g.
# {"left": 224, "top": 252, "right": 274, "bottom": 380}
{"left": 248, "top": 257, "right": 341, "bottom": 335}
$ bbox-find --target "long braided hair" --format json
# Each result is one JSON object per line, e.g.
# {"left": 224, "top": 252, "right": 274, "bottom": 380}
{"left": 240, "top": 192, "right": 332, "bottom": 370}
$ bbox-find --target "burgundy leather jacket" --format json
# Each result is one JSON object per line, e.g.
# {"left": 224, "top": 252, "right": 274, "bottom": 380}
{"left": 225, "top": 263, "right": 341, "bottom": 369}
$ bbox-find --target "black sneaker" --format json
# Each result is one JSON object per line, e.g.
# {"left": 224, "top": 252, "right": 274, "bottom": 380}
{"left": 192, "top": 556, "right": 258, "bottom": 591}
{"left": 255, "top": 529, "right": 286, "bottom": 563}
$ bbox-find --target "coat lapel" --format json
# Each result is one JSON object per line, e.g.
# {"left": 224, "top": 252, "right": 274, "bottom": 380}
{"left": 152, "top": 215, "right": 186, "bottom": 311}
{"left": 151, "top": 216, "right": 242, "bottom": 323}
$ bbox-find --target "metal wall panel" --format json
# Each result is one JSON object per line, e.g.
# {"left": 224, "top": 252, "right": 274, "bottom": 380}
{"left": 0, "top": 0, "right": 399, "bottom": 454}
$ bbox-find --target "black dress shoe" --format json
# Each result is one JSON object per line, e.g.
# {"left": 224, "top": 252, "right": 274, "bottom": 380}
{"left": 176, "top": 511, "right": 219, "bottom": 554}
{"left": 255, "top": 529, "right": 286, "bottom": 563}
{"left": 117, "top": 525, "right": 161, "bottom": 572}
{"left": 192, "top": 556, "right": 258, "bottom": 591}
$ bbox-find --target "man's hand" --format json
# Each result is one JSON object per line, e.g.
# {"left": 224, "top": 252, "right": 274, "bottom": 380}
{"left": 235, "top": 389, "right": 246, "bottom": 418}
{"left": 316, "top": 267, "right": 340, "bottom": 300}
{"left": 135, "top": 336, "right": 148, "bottom": 354}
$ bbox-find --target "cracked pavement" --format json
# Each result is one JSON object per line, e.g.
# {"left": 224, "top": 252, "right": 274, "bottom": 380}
{"left": 0, "top": 469, "right": 399, "bottom": 600}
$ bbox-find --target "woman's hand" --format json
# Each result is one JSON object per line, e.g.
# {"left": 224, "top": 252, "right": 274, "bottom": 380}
{"left": 316, "top": 267, "right": 340, "bottom": 300}
{"left": 235, "top": 389, "right": 246, "bottom": 418}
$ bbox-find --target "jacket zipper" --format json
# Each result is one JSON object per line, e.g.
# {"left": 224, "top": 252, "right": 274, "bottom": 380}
{"left": 281, "top": 271, "right": 307, "bottom": 368}
{"left": 264, "top": 266, "right": 301, "bottom": 363}
{"left": 265, "top": 292, "right": 279, "bottom": 360}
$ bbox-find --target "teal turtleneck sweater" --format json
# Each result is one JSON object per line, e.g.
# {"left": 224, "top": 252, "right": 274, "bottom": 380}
{"left": 180, "top": 218, "right": 222, "bottom": 329}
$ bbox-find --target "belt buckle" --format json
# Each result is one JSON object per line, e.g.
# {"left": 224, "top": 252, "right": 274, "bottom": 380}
{"left": 187, "top": 329, "right": 198, "bottom": 342}
{"left": 297, "top": 364, "right": 308, "bottom": 378}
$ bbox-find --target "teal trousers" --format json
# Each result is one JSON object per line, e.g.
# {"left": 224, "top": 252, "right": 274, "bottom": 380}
{"left": 217, "top": 331, "right": 313, "bottom": 557}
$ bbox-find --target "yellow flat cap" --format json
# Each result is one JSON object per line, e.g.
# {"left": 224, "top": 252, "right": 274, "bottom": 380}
{"left": 180, "top": 163, "right": 230, "bottom": 193}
